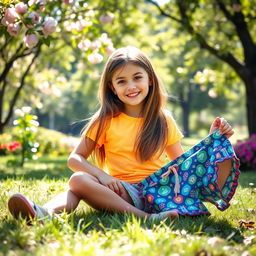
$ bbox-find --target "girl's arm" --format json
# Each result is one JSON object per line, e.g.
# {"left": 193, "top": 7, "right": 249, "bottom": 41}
{"left": 162, "top": 141, "right": 184, "bottom": 178}
{"left": 165, "top": 141, "right": 184, "bottom": 161}
{"left": 67, "top": 136, "right": 103, "bottom": 177}
{"left": 67, "top": 136, "right": 125, "bottom": 196}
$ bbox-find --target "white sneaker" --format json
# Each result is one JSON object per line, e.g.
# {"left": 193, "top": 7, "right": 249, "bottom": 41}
{"left": 8, "top": 193, "right": 51, "bottom": 223}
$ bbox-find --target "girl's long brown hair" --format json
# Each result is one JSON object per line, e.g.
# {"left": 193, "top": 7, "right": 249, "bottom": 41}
{"left": 82, "top": 46, "right": 169, "bottom": 168}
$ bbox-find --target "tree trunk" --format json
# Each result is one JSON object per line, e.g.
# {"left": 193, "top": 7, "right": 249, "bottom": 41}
{"left": 178, "top": 84, "right": 192, "bottom": 137}
{"left": 245, "top": 76, "right": 256, "bottom": 136}
{"left": 181, "top": 101, "right": 190, "bottom": 137}
{"left": 0, "top": 125, "right": 4, "bottom": 134}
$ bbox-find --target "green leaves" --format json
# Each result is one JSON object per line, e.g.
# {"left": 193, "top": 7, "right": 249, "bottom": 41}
{"left": 13, "top": 107, "right": 40, "bottom": 166}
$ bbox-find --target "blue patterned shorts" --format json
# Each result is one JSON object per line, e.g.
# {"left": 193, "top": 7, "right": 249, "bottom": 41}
{"left": 122, "top": 130, "right": 240, "bottom": 216}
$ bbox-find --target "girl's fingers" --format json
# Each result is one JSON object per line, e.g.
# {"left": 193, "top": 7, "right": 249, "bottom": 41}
{"left": 108, "top": 184, "right": 114, "bottom": 192}
{"left": 112, "top": 182, "right": 120, "bottom": 195}
{"left": 117, "top": 181, "right": 126, "bottom": 196}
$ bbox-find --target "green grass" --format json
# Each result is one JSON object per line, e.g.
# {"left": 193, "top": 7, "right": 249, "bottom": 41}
{"left": 0, "top": 154, "right": 255, "bottom": 256}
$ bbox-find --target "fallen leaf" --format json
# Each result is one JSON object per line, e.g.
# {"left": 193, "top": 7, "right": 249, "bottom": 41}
{"left": 238, "top": 219, "right": 255, "bottom": 229}
{"left": 243, "top": 235, "right": 256, "bottom": 245}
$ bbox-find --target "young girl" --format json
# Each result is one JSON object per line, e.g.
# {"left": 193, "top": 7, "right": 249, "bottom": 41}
{"left": 8, "top": 46, "right": 237, "bottom": 222}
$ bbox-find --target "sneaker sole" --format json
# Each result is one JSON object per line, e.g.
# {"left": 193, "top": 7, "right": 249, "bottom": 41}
{"left": 8, "top": 193, "right": 36, "bottom": 220}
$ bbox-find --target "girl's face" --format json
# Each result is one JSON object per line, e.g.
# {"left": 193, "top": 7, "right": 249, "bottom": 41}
{"left": 111, "top": 63, "right": 151, "bottom": 116}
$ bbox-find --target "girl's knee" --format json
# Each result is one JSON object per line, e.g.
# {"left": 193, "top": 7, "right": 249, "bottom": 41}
{"left": 69, "top": 172, "right": 88, "bottom": 189}
{"left": 68, "top": 172, "right": 97, "bottom": 191}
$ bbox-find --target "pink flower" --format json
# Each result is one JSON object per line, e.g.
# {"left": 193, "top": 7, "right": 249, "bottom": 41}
{"left": 63, "top": 0, "right": 74, "bottom": 6}
{"left": 88, "top": 52, "right": 103, "bottom": 64}
{"left": 23, "top": 34, "right": 39, "bottom": 48}
{"left": 15, "top": 2, "right": 28, "bottom": 14}
{"left": 42, "top": 17, "right": 58, "bottom": 37}
{"left": 90, "top": 40, "right": 101, "bottom": 50}
{"left": 28, "top": 0, "right": 46, "bottom": 11}
{"left": 3, "top": 8, "right": 19, "bottom": 25}
{"left": 78, "top": 39, "right": 91, "bottom": 50}
{"left": 1, "top": 17, "right": 9, "bottom": 26}
{"left": 99, "top": 13, "right": 114, "bottom": 24}
{"left": 7, "top": 23, "right": 21, "bottom": 36}
{"left": 105, "top": 45, "right": 115, "bottom": 55}
{"left": 75, "top": 20, "right": 86, "bottom": 31}
{"left": 28, "top": 11, "right": 41, "bottom": 24}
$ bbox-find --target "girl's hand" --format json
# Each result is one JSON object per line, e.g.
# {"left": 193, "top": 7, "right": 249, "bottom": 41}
{"left": 209, "top": 117, "right": 234, "bottom": 139}
{"left": 98, "top": 172, "right": 125, "bottom": 196}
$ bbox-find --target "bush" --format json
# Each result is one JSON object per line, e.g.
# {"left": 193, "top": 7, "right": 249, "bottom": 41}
{"left": 35, "top": 127, "right": 79, "bottom": 156}
{"left": 0, "top": 127, "right": 79, "bottom": 157}
{"left": 234, "top": 134, "right": 256, "bottom": 170}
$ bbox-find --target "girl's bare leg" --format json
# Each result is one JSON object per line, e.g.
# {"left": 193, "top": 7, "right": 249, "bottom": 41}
{"left": 42, "top": 172, "right": 149, "bottom": 218}
{"left": 43, "top": 190, "right": 80, "bottom": 216}
{"left": 67, "top": 172, "right": 150, "bottom": 218}
{"left": 217, "top": 159, "right": 232, "bottom": 190}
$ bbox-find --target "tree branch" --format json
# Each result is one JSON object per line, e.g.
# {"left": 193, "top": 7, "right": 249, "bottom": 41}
{"left": 0, "top": 44, "right": 34, "bottom": 84}
{"left": 2, "top": 44, "right": 41, "bottom": 127}
{"left": 215, "top": 0, "right": 256, "bottom": 65}
{"left": 146, "top": 0, "right": 182, "bottom": 23}
{"left": 0, "top": 78, "right": 7, "bottom": 124}
{"left": 175, "top": 0, "right": 246, "bottom": 78}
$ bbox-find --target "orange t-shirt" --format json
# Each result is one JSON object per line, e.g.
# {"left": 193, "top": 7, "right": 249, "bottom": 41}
{"left": 86, "top": 112, "right": 183, "bottom": 183}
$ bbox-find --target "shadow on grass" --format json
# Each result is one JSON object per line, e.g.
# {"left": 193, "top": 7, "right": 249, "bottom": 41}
{"left": 70, "top": 211, "right": 244, "bottom": 244}
{"left": 238, "top": 170, "right": 256, "bottom": 188}
{"left": 0, "top": 168, "right": 73, "bottom": 180}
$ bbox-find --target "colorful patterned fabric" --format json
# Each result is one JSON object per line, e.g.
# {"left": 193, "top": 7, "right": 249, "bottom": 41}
{"left": 135, "top": 130, "right": 240, "bottom": 216}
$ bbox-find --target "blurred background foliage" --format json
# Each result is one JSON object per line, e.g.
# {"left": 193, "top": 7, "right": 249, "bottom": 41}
{"left": 0, "top": 0, "right": 255, "bottom": 168}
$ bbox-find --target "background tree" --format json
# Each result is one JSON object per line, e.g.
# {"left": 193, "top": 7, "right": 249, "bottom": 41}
{"left": 0, "top": 0, "right": 117, "bottom": 134}
{"left": 146, "top": 0, "right": 256, "bottom": 136}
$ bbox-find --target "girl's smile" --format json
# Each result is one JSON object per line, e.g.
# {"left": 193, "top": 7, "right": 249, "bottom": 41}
{"left": 111, "top": 63, "right": 151, "bottom": 116}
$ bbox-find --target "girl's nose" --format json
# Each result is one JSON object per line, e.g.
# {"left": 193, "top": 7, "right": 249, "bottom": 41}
{"left": 127, "top": 80, "right": 136, "bottom": 89}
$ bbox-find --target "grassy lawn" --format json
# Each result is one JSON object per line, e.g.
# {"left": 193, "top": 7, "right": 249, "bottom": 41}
{"left": 0, "top": 150, "right": 255, "bottom": 255}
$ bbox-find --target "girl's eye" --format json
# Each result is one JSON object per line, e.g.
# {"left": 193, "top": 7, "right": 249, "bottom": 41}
{"left": 134, "top": 76, "right": 142, "bottom": 80}
{"left": 117, "top": 80, "right": 125, "bottom": 84}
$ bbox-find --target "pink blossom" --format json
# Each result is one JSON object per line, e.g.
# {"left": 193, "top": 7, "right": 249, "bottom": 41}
{"left": 105, "top": 45, "right": 115, "bottom": 55}
{"left": 99, "top": 33, "right": 112, "bottom": 45}
{"left": 3, "top": 8, "right": 19, "bottom": 25}
{"left": 28, "top": 11, "right": 41, "bottom": 24}
{"left": 78, "top": 39, "right": 91, "bottom": 50}
{"left": 1, "top": 17, "right": 9, "bottom": 26}
{"left": 15, "top": 2, "right": 28, "bottom": 14}
{"left": 7, "top": 23, "right": 21, "bottom": 36}
{"left": 28, "top": 0, "right": 46, "bottom": 11}
{"left": 23, "top": 34, "right": 39, "bottom": 48}
{"left": 42, "top": 17, "right": 58, "bottom": 37}
{"left": 63, "top": 0, "right": 74, "bottom": 6}
{"left": 75, "top": 20, "right": 87, "bottom": 31}
{"left": 90, "top": 40, "right": 101, "bottom": 50}
{"left": 88, "top": 52, "right": 103, "bottom": 64}
{"left": 99, "top": 13, "right": 114, "bottom": 24}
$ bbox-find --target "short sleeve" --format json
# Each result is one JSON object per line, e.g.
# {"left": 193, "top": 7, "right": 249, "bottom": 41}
{"left": 165, "top": 111, "right": 183, "bottom": 146}
{"left": 83, "top": 121, "right": 106, "bottom": 148}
